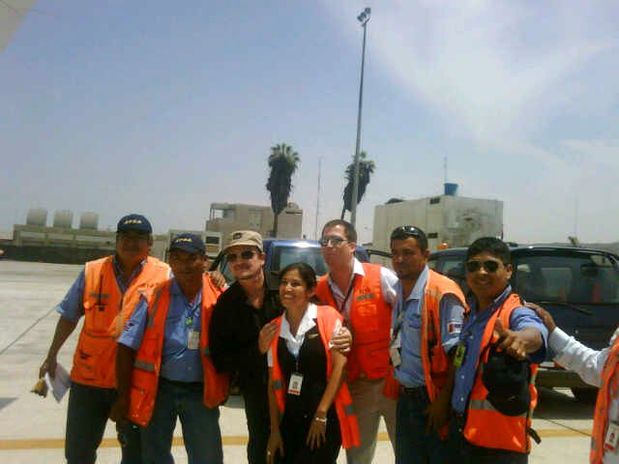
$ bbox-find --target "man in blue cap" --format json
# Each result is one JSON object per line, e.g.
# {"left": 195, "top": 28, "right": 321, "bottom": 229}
{"left": 113, "top": 233, "right": 228, "bottom": 464}
{"left": 38, "top": 213, "right": 170, "bottom": 464}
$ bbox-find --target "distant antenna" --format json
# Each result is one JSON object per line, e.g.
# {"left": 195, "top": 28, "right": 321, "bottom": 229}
{"left": 314, "top": 157, "right": 322, "bottom": 239}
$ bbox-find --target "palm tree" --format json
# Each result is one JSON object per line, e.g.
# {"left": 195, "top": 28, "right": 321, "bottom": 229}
{"left": 266, "top": 143, "right": 300, "bottom": 237}
{"left": 341, "top": 151, "right": 375, "bottom": 219}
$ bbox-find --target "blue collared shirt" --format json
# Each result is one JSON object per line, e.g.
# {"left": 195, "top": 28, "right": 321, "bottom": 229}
{"left": 56, "top": 256, "right": 147, "bottom": 323}
{"left": 393, "top": 266, "right": 465, "bottom": 387}
{"left": 118, "top": 279, "right": 204, "bottom": 383}
{"left": 451, "top": 285, "right": 548, "bottom": 413}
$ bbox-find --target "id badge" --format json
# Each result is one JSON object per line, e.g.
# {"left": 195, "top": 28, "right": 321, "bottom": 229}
{"left": 390, "top": 332, "right": 402, "bottom": 367}
{"left": 453, "top": 343, "right": 466, "bottom": 368}
{"left": 288, "top": 373, "right": 303, "bottom": 396}
{"left": 187, "top": 330, "right": 200, "bottom": 350}
{"left": 605, "top": 422, "right": 619, "bottom": 452}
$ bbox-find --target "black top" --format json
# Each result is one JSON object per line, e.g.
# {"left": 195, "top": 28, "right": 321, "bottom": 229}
{"left": 209, "top": 278, "right": 282, "bottom": 391}
{"left": 278, "top": 323, "right": 328, "bottom": 418}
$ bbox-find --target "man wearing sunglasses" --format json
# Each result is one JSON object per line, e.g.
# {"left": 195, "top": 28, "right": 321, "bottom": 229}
{"left": 449, "top": 237, "right": 547, "bottom": 463}
{"left": 209, "top": 230, "right": 283, "bottom": 464}
{"left": 315, "top": 219, "right": 399, "bottom": 464}
{"left": 389, "top": 226, "right": 466, "bottom": 464}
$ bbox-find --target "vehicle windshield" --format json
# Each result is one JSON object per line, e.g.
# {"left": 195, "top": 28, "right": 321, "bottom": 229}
{"left": 513, "top": 253, "right": 619, "bottom": 304}
{"left": 271, "top": 246, "right": 328, "bottom": 276}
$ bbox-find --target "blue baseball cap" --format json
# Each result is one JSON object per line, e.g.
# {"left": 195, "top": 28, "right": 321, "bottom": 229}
{"left": 169, "top": 233, "right": 206, "bottom": 254}
{"left": 116, "top": 214, "right": 152, "bottom": 234}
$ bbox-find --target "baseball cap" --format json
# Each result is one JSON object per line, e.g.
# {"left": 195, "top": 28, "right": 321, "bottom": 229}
{"left": 116, "top": 214, "right": 152, "bottom": 234}
{"left": 482, "top": 346, "right": 531, "bottom": 416}
{"left": 223, "top": 230, "right": 263, "bottom": 253}
{"left": 169, "top": 233, "right": 206, "bottom": 255}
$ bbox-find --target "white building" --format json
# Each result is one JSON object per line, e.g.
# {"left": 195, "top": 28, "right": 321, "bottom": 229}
{"left": 372, "top": 185, "right": 503, "bottom": 253}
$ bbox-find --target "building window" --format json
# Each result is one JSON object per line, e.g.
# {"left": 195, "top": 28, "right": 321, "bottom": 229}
{"left": 429, "top": 197, "right": 440, "bottom": 205}
{"left": 248, "top": 211, "right": 261, "bottom": 229}
{"left": 428, "top": 232, "right": 439, "bottom": 239}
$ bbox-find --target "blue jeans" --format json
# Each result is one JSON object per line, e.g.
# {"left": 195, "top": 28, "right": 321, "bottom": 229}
{"left": 65, "top": 382, "right": 141, "bottom": 464}
{"left": 142, "top": 378, "right": 223, "bottom": 464}
{"left": 395, "top": 388, "right": 449, "bottom": 464}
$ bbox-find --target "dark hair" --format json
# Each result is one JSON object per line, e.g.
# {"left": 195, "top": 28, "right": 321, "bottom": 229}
{"left": 466, "top": 237, "right": 511, "bottom": 264}
{"left": 390, "top": 225, "right": 428, "bottom": 251}
{"left": 321, "top": 219, "right": 357, "bottom": 243}
{"left": 279, "top": 262, "right": 317, "bottom": 290}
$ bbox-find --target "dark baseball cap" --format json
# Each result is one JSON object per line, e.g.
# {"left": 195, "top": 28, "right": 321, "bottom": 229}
{"left": 117, "top": 214, "right": 152, "bottom": 234}
{"left": 169, "top": 233, "right": 205, "bottom": 255}
{"left": 482, "top": 346, "right": 531, "bottom": 416}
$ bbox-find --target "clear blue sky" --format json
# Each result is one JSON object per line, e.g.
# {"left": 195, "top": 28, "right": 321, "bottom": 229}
{"left": 2, "top": 0, "right": 619, "bottom": 243}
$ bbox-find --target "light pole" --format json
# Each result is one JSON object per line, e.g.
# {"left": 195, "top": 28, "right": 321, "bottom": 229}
{"left": 350, "top": 7, "right": 371, "bottom": 228}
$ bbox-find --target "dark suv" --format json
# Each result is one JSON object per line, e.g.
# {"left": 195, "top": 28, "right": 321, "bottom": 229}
{"left": 429, "top": 245, "right": 619, "bottom": 401}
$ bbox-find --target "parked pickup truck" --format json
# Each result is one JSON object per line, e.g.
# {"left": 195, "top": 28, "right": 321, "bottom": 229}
{"left": 428, "top": 245, "right": 619, "bottom": 402}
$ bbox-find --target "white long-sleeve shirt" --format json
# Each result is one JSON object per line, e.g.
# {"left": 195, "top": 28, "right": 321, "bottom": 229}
{"left": 549, "top": 327, "right": 619, "bottom": 463}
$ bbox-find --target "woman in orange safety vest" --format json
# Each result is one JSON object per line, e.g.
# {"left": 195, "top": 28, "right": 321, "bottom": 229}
{"left": 266, "top": 262, "right": 360, "bottom": 464}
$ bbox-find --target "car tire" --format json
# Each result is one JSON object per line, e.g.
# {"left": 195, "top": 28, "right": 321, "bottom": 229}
{"left": 571, "top": 387, "right": 598, "bottom": 403}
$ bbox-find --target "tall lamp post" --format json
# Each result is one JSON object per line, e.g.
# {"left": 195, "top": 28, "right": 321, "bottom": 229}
{"left": 350, "top": 7, "right": 371, "bottom": 228}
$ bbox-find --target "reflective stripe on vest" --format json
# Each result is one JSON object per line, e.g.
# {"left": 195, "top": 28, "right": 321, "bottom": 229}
{"left": 420, "top": 269, "right": 466, "bottom": 401}
{"left": 315, "top": 263, "right": 392, "bottom": 382}
{"left": 71, "top": 256, "right": 170, "bottom": 389}
{"left": 126, "top": 275, "right": 229, "bottom": 427}
{"left": 269, "top": 305, "right": 360, "bottom": 449}
{"left": 463, "top": 293, "right": 538, "bottom": 453}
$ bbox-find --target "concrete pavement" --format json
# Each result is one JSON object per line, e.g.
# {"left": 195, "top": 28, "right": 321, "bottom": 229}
{"left": 0, "top": 260, "right": 594, "bottom": 463}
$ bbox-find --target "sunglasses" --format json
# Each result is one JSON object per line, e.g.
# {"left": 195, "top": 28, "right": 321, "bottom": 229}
{"left": 390, "top": 225, "right": 426, "bottom": 241}
{"left": 319, "top": 236, "right": 348, "bottom": 247}
{"left": 465, "top": 260, "right": 502, "bottom": 273}
{"left": 227, "top": 250, "right": 257, "bottom": 263}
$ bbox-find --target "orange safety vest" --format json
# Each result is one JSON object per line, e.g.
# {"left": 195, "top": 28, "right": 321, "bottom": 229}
{"left": 463, "top": 293, "right": 539, "bottom": 453}
{"left": 269, "top": 305, "right": 361, "bottom": 449}
{"left": 126, "top": 275, "right": 229, "bottom": 427}
{"left": 315, "top": 263, "right": 392, "bottom": 383}
{"left": 72, "top": 256, "right": 170, "bottom": 388}
{"left": 590, "top": 334, "right": 619, "bottom": 463}
{"left": 419, "top": 269, "right": 467, "bottom": 401}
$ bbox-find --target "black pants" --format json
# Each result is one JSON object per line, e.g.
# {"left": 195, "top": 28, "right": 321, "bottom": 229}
{"left": 447, "top": 414, "right": 528, "bottom": 464}
{"left": 276, "top": 409, "right": 341, "bottom": 464}
{"left": 66, "top": 382, "right": 141, "bottom": 464}
{"left": 244, "top": 387, "right": 271, "bottom": 464}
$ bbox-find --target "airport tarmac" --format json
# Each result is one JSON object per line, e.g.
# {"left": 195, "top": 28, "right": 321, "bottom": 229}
{"left": 0, "top": 260, "right": 595, "bottom": 463}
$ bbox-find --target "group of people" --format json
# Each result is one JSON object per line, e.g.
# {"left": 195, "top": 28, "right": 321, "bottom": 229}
{"left": 37, "top": 213, "right": 619, "bottom": 464}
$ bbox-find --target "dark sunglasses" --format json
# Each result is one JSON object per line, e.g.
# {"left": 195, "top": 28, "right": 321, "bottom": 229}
{"left": 390, "top": 225, "right": 426, "bottom": 241}
{"left": 465, "top": 260, "right": 502, "bottom": 273}
{"left": 227, "top": 250, "right": 257, "bottom": 263}
{"left": 319, "top": 236, "right": 347, "bottom": 247}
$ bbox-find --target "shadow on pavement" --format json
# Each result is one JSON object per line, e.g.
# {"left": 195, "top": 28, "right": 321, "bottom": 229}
{"left": 535, "top": 387, "right": 595, "bottom": 420}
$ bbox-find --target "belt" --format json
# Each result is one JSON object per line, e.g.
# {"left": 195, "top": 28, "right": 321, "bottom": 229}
{"left": 159, "top": 377, "right": 204, "bottom": 388}
{"left": 399, "top": 385, "right": 429, "bottom": 402}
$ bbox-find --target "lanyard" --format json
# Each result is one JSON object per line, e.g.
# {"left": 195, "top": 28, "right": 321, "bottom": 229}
{"left": 328, "top": 274, "right": 357, "bottom": 314}
{"left": 185, "top": 296, "right": 201, "bottom": 327}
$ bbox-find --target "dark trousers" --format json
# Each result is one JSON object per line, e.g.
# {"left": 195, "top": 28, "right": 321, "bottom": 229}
{"left": 276, "top": 409, "right": 340, "bottom": 464}
{"left": 395, "top": 387, "right": 449, "bottom": 464}
{"left": 243, "top": 388, "right": 271, "bottom": 464}
{"left": 66, "top": 381, "right": 141, "bottom": 464}
{"left": 447, "top": 413, "right": 528, "bottom": 464}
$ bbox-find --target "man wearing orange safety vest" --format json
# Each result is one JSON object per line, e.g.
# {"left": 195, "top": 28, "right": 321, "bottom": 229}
{"left": 448, "top": 237, "right": 548, "bottom": 463}
{"left": 389, "top": 226, "right": 466, "bottom": 464}
{"left": 38, "top": 213, "right": 170, "bottom": 464}
{"left": 112, "top": 233, "right": 228, "bottom": 464}
{"left": 315, "top": 219, "right": 399, "bottom": 464}
{"left": 530, "top": 304, "right": 619, "bottom": 463}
